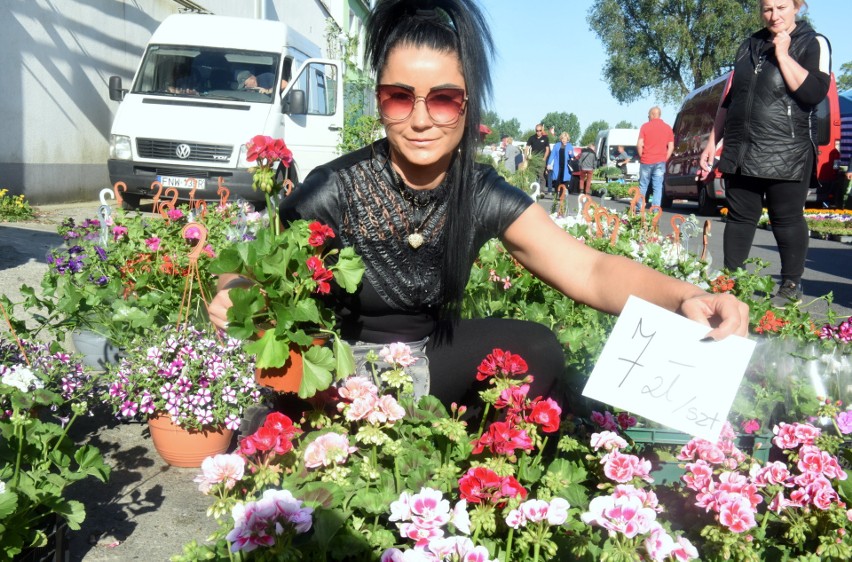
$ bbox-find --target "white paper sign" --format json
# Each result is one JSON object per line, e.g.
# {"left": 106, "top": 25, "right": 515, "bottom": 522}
{"left": 582, "top": 296, "right": 756, "bottom": 442}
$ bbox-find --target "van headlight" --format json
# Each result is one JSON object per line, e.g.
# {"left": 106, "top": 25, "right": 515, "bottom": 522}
{"left": 109, "top": 135, "right": 132, "bottom": 160}
{"left": 237, "top": 144, "right": 252, "bottom": 169}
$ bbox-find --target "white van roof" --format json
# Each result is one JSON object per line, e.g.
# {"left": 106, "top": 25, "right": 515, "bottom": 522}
{"left": 150, "top": 14, "right": 321, "bottom": 58}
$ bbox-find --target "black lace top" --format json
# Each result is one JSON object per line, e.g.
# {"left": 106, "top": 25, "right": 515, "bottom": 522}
{"left": 280, "top": 139, "right": 532, "bottom": 343}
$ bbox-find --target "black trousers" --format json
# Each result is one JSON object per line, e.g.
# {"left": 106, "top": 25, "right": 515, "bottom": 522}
{"left": 723, "top": 155, "right": 812, "bottom": 285}
{"left": 426, "top": 318, "right": 566, "bottom": 408}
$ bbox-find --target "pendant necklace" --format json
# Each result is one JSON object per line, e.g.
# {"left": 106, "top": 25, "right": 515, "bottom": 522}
{"left": 390, "top": 168, "right": 445, "bottom": 249}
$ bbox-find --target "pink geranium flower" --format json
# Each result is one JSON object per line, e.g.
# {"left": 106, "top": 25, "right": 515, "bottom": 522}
{"left": 379, "top": 342, "right": 418, "bottom": 367}
{"left": 303, "top": 433, "right": 357, "bottom": 468}
{"left": 717, "top": 495, "right": 756, "bottom": 533}
{"left": 194, "top": 453, "right": 245, "bottom": 493}
{"left": 836, "top": 410, "right": 852, "bottom": 435}
{"left": 144, "top": 237, "right": 161, "bottom": 251}
{"left": 590, "top": 431, "right": 628, "bottom": 452}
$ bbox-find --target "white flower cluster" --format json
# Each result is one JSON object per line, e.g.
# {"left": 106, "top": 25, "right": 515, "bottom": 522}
{"left": 0, "top": 365, "right": 44, "bottom": 393}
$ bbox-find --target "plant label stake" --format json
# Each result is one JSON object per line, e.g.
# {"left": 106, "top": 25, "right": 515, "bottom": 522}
{"left": 528, "top": 181, "right": 540, "bottom": 202}
{"left": 217, "top": 178, "right": 230, "bottom": 207}
{"left": 597, "top": 185, "right": 608, "bottom": 206}
{"left": 671, "top": 215, "right": 686, "bottom": 246}
{"left": 159, "top": 187, "right": 179, "bottom": 219}
{"left": 98, "top": 204, "right": 112, "bottom": 246}
{"left": 680, "top": 219, "right": 699, "bottom": 257}
{"left": 112, "top": 181, "right": 127, "bottom": 205}
{"left": 701, "top": 220, "right": 712, "bottom": 262}
{"left": 150, "top": 181, "right": 163, "bottom": 215}
{"left": 98, "top": 188, "right": 115, "bottom": 206}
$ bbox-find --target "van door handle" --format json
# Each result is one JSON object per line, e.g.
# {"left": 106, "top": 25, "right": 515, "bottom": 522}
{"left": 328, "top": 125, "right": 342, "bottom": 131}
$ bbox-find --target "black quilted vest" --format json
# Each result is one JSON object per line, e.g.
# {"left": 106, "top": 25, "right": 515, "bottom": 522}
{"left": 718, "top": 22, "right": 820, "bottom": 182}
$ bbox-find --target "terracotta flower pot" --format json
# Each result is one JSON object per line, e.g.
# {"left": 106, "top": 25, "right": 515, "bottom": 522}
{"left": 147, "top": 413, "right": 233, "bottom": 468}
{"left": 255, "top": 336, "right": 328, "bottom": 393}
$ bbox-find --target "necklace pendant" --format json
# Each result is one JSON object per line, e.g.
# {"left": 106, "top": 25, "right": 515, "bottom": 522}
{"left": 407, "top": 231, "right": 425, "bottom": 249}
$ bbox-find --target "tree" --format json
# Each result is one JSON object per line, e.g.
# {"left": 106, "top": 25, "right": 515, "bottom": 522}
{"left": 614, "top": 120, "right": 636, "bottom": 129}
{"left": 837, "top": 61, "right": 852, "bottom": 93}
{"left": 580, "top": 120, "right": 609, "bottom": 147}
{"left": 588, "top": 0, "right": 760, "bottom": 105}
{"left": 539, "top": 112, "right": 581, "bottom": 141}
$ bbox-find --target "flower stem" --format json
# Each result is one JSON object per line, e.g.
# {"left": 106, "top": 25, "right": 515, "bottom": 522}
{"left": 504, "top": 527, "right": 514, "bottom": 562}
{"left": 476, "top": 403, "right": 491, "bottom": 439}
{"left": 12, "top": 416, "right": 24, "bottom": 488}
{"left": 532, "top": 541, "right": 541, "bottom": 562}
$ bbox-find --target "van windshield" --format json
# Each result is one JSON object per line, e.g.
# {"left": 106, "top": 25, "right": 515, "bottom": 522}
{"left": 610, "top": 146, "right": 639, "bottom": 160}
{"left": 133, "top": 45, "right": 280, "bottom": 103}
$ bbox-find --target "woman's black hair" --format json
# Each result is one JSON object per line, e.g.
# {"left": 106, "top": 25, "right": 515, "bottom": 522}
{"left": 365, "top": 0, "right": 494, "bottom": 335}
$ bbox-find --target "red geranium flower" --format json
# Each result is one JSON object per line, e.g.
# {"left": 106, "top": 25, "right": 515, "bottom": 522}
{"left": 308, "top": 221, "right": 335, "bottom": 247}
{"left": 471, "top": 420, "right": 534, "bottom": 455}
{"left": 306, "top": 255, "right": 334, "bottom": 294}
{"left": 476, "top": 348, "right": 529, "bottom": 381}
{"left": 527, "top": 397, "right": 562, "bottom": 433}
{"left": 755, "top": 310, "right": 786, "bottom": 334}
{"left": 457, "top": 467, "right": 527, "bottom": 507}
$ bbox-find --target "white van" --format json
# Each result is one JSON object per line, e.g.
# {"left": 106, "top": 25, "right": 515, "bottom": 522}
{"left": 107, "top": 14, "right": 344, "bottom": 208}
{"left": 595, "top": 128, "right": 640, "bottom": 181}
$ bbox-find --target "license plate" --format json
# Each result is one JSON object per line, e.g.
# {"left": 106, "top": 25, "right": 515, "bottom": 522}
{"left": 157, "top": 176, "right": 206, "bottom": 190}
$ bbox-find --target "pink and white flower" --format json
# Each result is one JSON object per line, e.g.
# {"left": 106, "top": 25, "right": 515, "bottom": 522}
{"left": 303, "top": 433, "right": 357, "bottom": 469}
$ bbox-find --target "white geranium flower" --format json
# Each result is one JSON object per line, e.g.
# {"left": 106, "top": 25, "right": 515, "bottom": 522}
{"left": 0, "top": 480, "right": 6, "bottom": 494}
{"left": 1, "top": 365, "right": 44, "bottom": 392}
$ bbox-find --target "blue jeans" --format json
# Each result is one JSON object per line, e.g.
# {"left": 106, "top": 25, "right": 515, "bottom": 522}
{"left": 638, "top": 161, "right": 665, "bottom": 209}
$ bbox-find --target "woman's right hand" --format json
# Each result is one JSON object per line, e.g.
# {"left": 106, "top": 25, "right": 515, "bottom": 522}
{"left": 208, "top": 288, "right": 234, "bottom": 331}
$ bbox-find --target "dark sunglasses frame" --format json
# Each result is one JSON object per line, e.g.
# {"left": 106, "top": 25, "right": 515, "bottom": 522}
{"left": 375, "top": 84, "right": 468, "bottom": 125}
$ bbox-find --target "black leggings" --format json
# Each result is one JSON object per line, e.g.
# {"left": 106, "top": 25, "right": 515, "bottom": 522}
{"left": 426, "top": 318, "right": 566, "bottom": 408}
{"left": 723, "top": 155, "right": 812, "bottom": 284}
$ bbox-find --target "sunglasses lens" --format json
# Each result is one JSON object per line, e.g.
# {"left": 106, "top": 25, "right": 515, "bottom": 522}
{"left": 425, "top": 89, "right": 466, "bottom": 124}
{"left": 377, "top": 86, "right": 415, "bottom": 121}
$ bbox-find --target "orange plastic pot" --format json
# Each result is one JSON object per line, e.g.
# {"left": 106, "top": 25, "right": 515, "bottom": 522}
{"left": 147, "top": 413, "right": 233, "bottom": 468}
{"left": 255, "top": 336, "right": 328, "bottom": 393}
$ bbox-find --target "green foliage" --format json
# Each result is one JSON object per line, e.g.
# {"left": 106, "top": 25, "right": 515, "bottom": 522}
{"left": 30, "top": 205, "right": 236, "bottom": 350}
{"left": 337, "top": 106, "right": 381, "bottom": 154}
{"left": 580, "top": 119, "right": 609, "bottom": 146}
{"left": 0, "top": 188, "right": 35, "bottom": 222}
{"left": 0, "top": 380, "right": 109, "bottom": 559}
{"left": 613, "top": 120, "right": 635, "bottom": 129}
{"left": 836, "top": 60, "right": 852, "bottom": 93}
{"left": 538, "top": 112, "right": 581, "bottom": 142}
{"left": 210, "top": 220, "right": 364, "bottom": 394}
{"left": 588, "top": 0, "right": 761, "bottom": 104}
{"left": 481, "top": 109, "right": 523, "bottom": 144}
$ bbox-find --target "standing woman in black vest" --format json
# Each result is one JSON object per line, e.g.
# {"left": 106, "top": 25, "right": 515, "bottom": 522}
{"left": 700, "top": 0, "right": 831, "bottom": 305}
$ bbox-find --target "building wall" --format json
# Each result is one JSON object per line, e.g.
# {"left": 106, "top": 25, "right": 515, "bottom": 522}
{"left": 0, "top": 0, "right": 367, "bottom": 204}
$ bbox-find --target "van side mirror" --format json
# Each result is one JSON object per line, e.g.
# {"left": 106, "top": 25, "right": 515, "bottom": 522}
{"left": 283, "top": 89, "right": 307, "bottom": 115}
{"left": 108, "top": 76, "right": 126, "bottom": 101}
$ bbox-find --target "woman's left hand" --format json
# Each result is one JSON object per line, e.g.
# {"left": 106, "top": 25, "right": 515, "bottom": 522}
{"left": 678, "top": 293, "right": 750, "bottom": 340}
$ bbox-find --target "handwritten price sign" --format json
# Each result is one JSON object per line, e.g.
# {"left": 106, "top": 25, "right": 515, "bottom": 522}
{"left": 582, "top": 296, "right": 756, "bottom": 442}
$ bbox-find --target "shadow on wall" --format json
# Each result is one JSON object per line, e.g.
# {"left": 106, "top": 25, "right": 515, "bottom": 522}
{"left": 1, "top": 1, "right": 162, "bottom": 204}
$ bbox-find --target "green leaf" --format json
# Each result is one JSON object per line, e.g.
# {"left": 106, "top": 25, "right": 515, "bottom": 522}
{"left": 0, "top": 491, "right": 18, "bottom": 519}
{"left": 298, "top": 345, "right": 336, "bottom": 398}
{"left": 208, "top": 246, "right": 244, "bottom": 275}
{"left": 75, "top": 445, "right": 111, "bottom": 482}
{"left": 245, "top": 329, "right": 289, "bottom": 369}
{"left": 333, "top": 339, "right": 356, "bottom": 380}
{"left": 333, "top": 248, "right": 365, "bottom": 293}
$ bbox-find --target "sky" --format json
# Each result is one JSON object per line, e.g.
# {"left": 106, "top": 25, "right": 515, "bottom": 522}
{"left": 483, "top": 0, "right": 852, "bottom": 134}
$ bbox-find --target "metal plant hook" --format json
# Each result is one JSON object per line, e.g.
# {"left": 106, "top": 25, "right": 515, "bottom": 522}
{"left": 680, "top": 220, "right": 700, "bottom": 255}
{"left": 598, "top": 185, "right": 608, "bottom": 205}
{"left": 98, "top": 204, "right": 112, "bottom": 246}
{"left": 529, "top": 181, "right": 540, "bottom": 202}
{"left": 99, "top": 188, "right": 115, "bottom": 206}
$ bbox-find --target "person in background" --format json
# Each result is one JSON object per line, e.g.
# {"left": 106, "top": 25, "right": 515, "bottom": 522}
{"left": 700, "top": 0, "right": 831, "bottom": 305}
{"left": 502, "top": 135, "right": 522, "bottom": 173}
{"left": 577, "top": 143, "right": 597, "bottom": 196}
{"left": 236, "top": 70, "right": 276, "bottom": 94}
{"left": 637, "top": 106, "right": 674, "bottom": 210}
{"left": 210, "top": 0, "right": 749, "bottom": 411}
{"left": 526, "top": 123, "right": 551, "bottom": 192}
{"left": 613, "top": 145, "right": 631, "bottom": 178}
{"left": 547, "top": 132, "right": 575, "bottom": 195}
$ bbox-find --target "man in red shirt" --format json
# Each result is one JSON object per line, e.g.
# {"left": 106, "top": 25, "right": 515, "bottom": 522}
{"left": 636, "top": 106, "right": 674, "bottom": 211}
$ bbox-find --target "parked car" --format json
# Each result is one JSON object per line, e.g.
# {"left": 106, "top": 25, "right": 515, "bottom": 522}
{"left": 662, "top": 71, "right": 843, "bottom": 214}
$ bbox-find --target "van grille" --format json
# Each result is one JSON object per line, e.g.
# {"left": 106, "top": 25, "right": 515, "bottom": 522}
{"left": 136, "top": 138, "right": 232, "bottom": 162}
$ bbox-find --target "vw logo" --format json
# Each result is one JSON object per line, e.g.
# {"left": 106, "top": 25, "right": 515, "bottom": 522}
{"left": 175, "top": 143, "right": 191, "bottom": 159}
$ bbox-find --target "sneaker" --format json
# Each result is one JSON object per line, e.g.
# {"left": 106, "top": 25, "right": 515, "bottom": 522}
{"left": 772, "top": 281, "right": 802, "bottom": 307}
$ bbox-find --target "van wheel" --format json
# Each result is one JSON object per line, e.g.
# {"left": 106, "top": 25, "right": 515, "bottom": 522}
{"left": 697, "top": 185, "right": 717, "bottom": 216}
{"left": 121, "top": 193, "right": 141, "bottom": 210}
